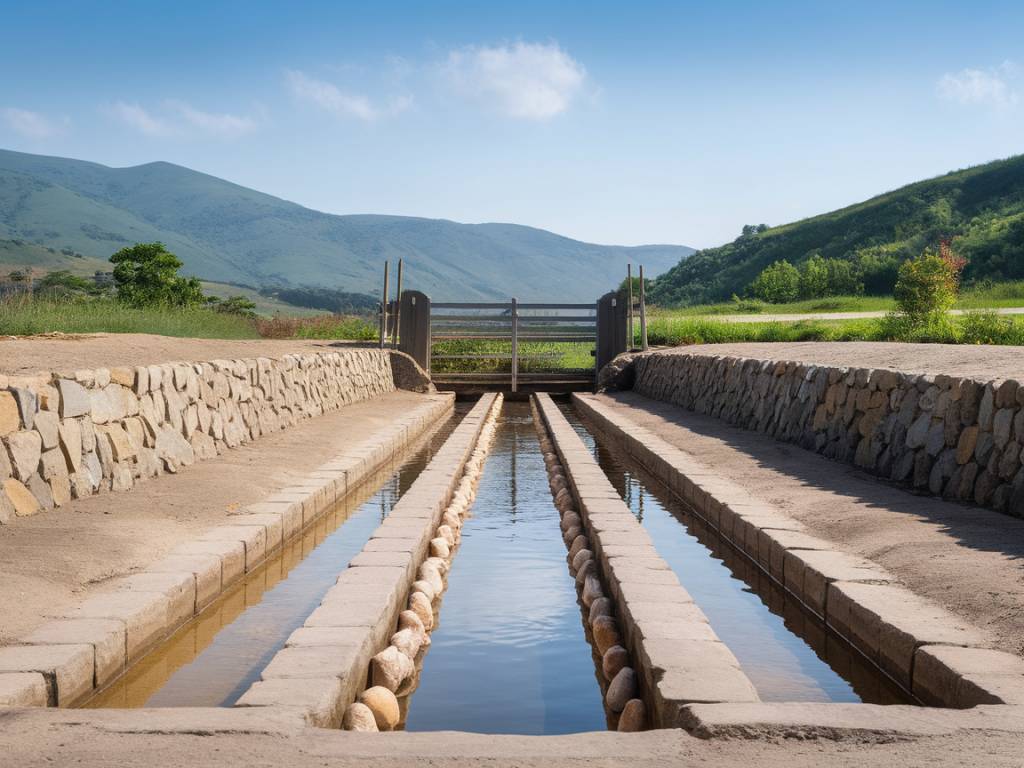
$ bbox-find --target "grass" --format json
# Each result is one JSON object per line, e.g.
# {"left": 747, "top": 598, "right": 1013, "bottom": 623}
{"left": 254, "top": 314, "right": 376, "bottom": 340}
{"left": 431, "top": 339, "right": 594, "bottom": 375}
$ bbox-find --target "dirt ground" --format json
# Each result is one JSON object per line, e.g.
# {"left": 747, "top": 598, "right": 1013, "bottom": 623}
{"left": 0, "top": 333, "right": 372, "bottom": 376}
{"left": 654, "top": 341, "right": 1024, "bottom": 381}
{"left": 0, "top": 391, "right": 450, "bottom": 643}
{"left": 595, "top": 392, "right": 1024, "bottom": 657}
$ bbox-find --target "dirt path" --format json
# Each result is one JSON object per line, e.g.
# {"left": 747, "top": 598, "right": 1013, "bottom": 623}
{"left": 647, "top": 341, "right": 1024, "bottom": 381}
{"left": 594, "top": 392, "right": 1024, "bottom": 657}
{"left": 0, "top": 391, "right": 450, "bottom": 643}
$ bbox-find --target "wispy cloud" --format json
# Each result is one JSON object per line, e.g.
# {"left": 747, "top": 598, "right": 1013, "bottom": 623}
{"left": 937, "top": 62, "right": 1019, "bottom": 109}
{"left": 286, "top": 69, "right": 410, "bottom": 121}
{"left": 111, "top": 101, "right": 173, "bottom": 136}
{"left": 111, "top": 100, "right": 259, "bottom": 137}
{"left": 442, "top": 41, "right": 586, "bottom": 120}
{"left": 2, "top": 107, "right": 67, "bottom": 139}
{"left": 166, "top": 100, "right": 258, "bottom": 137}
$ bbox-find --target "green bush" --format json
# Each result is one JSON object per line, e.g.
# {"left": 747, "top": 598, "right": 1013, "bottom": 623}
{"left": 892, "top": 250, "right": 960, "bottom": 325}
{"left": 110, "top": 242, "right": 204, "bottom": 307}
{"left": 751, "top": 260, "right": 800, "bottom": 303}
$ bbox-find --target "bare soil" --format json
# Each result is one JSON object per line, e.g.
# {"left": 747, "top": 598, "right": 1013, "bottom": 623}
{"left": 0, "top": 391, "right": 450, "bottom": 643}
{"left": 595, "top": 391, "right": 1024, "bottom": 657}
{"left": 655, "top": 341, "right": 1024, "bottom": 381}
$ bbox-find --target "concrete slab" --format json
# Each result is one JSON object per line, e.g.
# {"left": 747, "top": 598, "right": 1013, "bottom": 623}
{"left": 0, "top": 644, "right": 93, "bottom": 706}
{"left": 0, "top": 672, "right": 48, "bottom": 707}
{"left": 23, "top": 618, "right": 125, "bottom": 687}
{"left": 56, "top": 591, "right": 169, "bottom": 663}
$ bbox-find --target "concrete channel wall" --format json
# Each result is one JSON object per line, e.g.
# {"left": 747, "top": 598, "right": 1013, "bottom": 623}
{"left": 0, "top": 349, "right": 399, "bottom": 522}
{"left": 572, "top": 393, "right": 1024, "bottom": 711}
{"left": 632, "top": 350, "right": 1024, "bottom": 519}
{"left": 235, "top": 394, "right": 500, "bottom": 729}
{"left": 0, "top": 393, "right": 454, "bottom": 709}
{"left": 533, "top": 394, "right": 760, "bottom": 729}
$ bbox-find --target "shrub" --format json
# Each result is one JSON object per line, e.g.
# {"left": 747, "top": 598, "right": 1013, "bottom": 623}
{"left": 960, "top": 309, "right": 1013, "bottom": 344}
{"left": 891, "top": 249, "right": 962, "bottom": 325}
{"left": 751, "top": 260, "right": 800, "bottom": 303}
{"left": 110, "top": 242, "right": 204, "bottom": 307}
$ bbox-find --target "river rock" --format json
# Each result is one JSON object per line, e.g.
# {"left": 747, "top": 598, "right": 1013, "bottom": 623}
{"left": 560, "top": 512, "right": 581, "bottom": 532}
{"left": 602, "top": 645, "right": 629, "bottom": 681}
{"left": 571, "top": 548, "right": 592, "bottom": 575}
{"left": 575, "top": 559, "right": 595, "bottom": 586}
{"left": 390, "top": 627, "right": 422, "bottom": 659}
{"left": 6, "top": 430, "right": 42, "bottom": 481}
{"left": 563, "top": 526, "right": 581, "bottom": 546}
{"left": 359, "top": 686, "right": 400, "bottom": 731}
{"left": 429, "top": 537, "right": 450, "bottom": 559}
{"left": 582, "top": 573, "right": 603, "bottom": 607}
{"left": 568, "top": 534, "right": 588, "bottom": 560}
{"left": 592, "top": 615, "right": 621, "bottom": 655}
{"left": 411, "top": 579, "right": 436, "bottom": 603}
{"left": 371, "top": 646, "right": 414, "bottom": 692}
{"left": 418, "top": 561, "right": 443, "bottom": 594}
{"left": 398, "top": 609, "right": 430, "bottom": 646}
{"left": 617, "top": 698, "right": 646, "bottom": 732}
{"left": 426, "top": 555, "right": 449, "bottom": 576}
{"left": 437, "top": 524, "right": 456, "bottom": 547}
{"left": 589, "top": 597, "right": 613, "bottom": 624}
{"left": 409, "top": 591, "right": 434, "bottom": 631}
{"left": 606, "top": 667, "right": 637, "bottom": 713}
{"left": 555, "top": 487, "right": 574, "bottom": 511}
{"left": 342, "top": 702, "right": 379, "bottom": 732}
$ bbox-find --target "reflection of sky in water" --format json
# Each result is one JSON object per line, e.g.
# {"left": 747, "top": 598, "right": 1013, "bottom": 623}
{"left": 404, "top": 404, "right": 607, "bottom": 734}
{"left": 560, "top": 405, "right": 863, "bottom": 704}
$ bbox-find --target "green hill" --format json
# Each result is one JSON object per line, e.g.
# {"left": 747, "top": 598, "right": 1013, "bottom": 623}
{"left": 649, "top": 154, "right": 1024, "bottom": 306}
{"left": 0, "top": 149, "right": 693, "bottom": 302}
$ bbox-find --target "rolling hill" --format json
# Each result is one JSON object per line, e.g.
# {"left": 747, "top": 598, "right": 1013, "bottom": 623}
{"left": 0, "top": 149, "right": 694, "bottom": 302}
{"left": 649, "top": 154, "right": 1024, "bottom": 306}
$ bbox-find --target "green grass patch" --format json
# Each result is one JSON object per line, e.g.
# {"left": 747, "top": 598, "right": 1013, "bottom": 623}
{"left": 431, "top": 339, "right": 593, "bottom": 374}
{"left": 253, "top": 314, "right": 377, "bottom": 341}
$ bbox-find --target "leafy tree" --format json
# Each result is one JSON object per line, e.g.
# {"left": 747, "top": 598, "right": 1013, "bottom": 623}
{"left": 798, "top": 254, "right": 830, "bottom": 299}
{"left": 109, "top": 242, "right": 203, "bottom": 307}
{"left": 751, "top": 260, "right": 800, "bottom": 303}
{"left": 35, "top": 270, "right": 97, "bottom": 295}
{"left": 824, "top": 258, "right": 863, "bottom": 295}
{"left": 206, "top": 295, "right": 258, "bottom": 318}
{"left": 892, "top": 249, "right": 962, "bottom": 325}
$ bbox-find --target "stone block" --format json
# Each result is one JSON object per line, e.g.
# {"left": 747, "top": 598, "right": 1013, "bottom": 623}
{"left": 5, "top": 429, "right": 42, "bottom": 480}
{"left": 3, "top": 477, "right": 40, "bottom": 517}
{"left": 60, "top": 591, "right": 170, "bottom": 663}
{"left": 0, "top": 391, "right": 20, "bottom": 435}
{"left": 199, "top": 524, "right": 267, "bottom": 572}
{"left": 784, "top": 549, "right": 892, "bottom": 619}
{"left": 0, "top": 672, "right": 48, "bottom": 707}
{"left": 148, "top": 554, "right": 222, "bottom": 610}
{"left": 33, "top": 410, "right": 58, "bottom": 449}
{"left": 0, "top": 644, "right": 94, "bottom": 706}
{"left": 234, "top": 676, "right": 345, "bottom": 728}
{"left": 24, "top": 618, "right": 126, "bottom": 687}
{"left": 232, "top": 513, "right": 284, "bottom": 552}
{"left": 914, "top": 645, "right": 1024, "bottom": 707}
{"left": 114, "top": 571, "right": 197, "bottom": 628}
{"left": 172, "top": 539, "right": 245, "bottom": 587}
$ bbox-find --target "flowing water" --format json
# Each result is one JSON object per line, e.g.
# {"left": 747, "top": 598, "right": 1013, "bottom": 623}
{"left": 559, "top": 402, "right": 910, "bottom": 705}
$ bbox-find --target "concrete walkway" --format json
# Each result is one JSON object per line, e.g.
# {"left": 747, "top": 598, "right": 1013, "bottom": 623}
{"left": 591, "top": 392, "right": 1024, "bottom": 658}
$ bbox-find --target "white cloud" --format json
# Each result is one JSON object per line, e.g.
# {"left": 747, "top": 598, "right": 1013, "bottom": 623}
{"left": 111, "top": 100, "right": 259, "bottom": 137}
{"left": 112, "top": 101, "right": 173, "bottom": 136}
{"left": 937, "top": 62, "right": 1019, "bottom": 108}
{"left": 443, "top": 41, "right": 586, "bottom": 120}
{"left": 286, "top": 69, "right": 410, "bottom": 121}
{"left": 2, "top": 107, "right": 66, "bottom": 139}
{"left": 167, "top": 100, "right": 258, "bottom": 137}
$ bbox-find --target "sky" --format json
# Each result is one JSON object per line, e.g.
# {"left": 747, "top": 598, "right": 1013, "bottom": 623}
{"left": 1, "top": 0, "right": 1022, "bottom": 249}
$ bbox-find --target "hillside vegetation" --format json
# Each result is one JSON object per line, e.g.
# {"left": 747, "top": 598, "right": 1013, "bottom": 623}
{"left": 0, "top": 149, "right": 693, "bottom": 302}
{"left": 649, "top": 154, "right": 1024, "bottom": 306}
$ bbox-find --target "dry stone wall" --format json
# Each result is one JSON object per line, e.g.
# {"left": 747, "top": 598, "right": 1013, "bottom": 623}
{"left": 633, "top": 350, "right": 1024, "bottom": 518}
{"left": 0, "top": 350, "right": 394, "bottom": 522}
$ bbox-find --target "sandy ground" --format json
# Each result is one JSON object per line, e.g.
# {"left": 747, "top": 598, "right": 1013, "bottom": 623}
{"left": 652, "top": 341, "right": 1024, "bottom": 381}
{"left": 0, "top": 333, "right": 374, "bottom": 376}
{"left": 0, "top": 390, "right": 450, "bottom": 643}
{"left": 595, "top": 392, "right": 1024, "bottom": 657}
{"left": 711, "top": 307, "right": 1024, "bottom": 323}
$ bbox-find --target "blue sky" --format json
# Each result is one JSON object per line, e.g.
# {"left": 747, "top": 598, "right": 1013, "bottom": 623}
{"left": 1, "top": 1, "right": 1022, "bottom": 249}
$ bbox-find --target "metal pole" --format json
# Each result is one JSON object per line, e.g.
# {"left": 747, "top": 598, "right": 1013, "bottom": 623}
{"left": 627, "top": 263, "right": 634, "bottom": 351}
{"left": 391, "top": 258, "right": 403, "bottom": 348}
{"left": 379, "top": 261, "right": 389, "bottom": 349}
{"left": 639, "top": 264, "right": 649, "bottom": 351}
{"left": 510, "top": 297, "right": 519, "bottom": 393}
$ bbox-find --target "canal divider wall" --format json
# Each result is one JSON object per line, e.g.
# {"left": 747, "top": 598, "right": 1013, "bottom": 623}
{"left": 235, "top": 394, "right": 501, "bottom": 729}
{"left": 0, "top": 392, "right": 454, "bottom": 709}
{"left": 0, "top": 349, "right": 407, "bottom": 522}
{"left": 571, "top": 393, "right": 1024, "bottom": 711}
{"left": 533, "top": 394, "right": 760, "bottom": 729}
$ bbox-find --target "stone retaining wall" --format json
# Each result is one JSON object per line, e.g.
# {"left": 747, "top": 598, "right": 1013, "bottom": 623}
{"left": 0, "top": 350, "right": 396, "bottom": 522}
{"left": 632, "top": 350, "right": 1024, "bottom": 518}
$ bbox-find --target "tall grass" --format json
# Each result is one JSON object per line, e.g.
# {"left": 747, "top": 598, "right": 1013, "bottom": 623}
{"left": 253, "top": 314, "right": 376, "bottom": 340}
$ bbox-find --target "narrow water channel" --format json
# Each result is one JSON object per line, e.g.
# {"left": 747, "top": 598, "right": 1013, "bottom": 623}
{"left": 559, "top": 402, "right": 910, "bottom": 705}
{"left": 87, "top": 405, "right": 465, "bottom": 709}
{"left": 403, "top": 401, "right": 607, "bottom": 734}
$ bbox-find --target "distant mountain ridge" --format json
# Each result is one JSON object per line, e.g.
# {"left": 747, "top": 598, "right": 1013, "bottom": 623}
{"left": 0, "top": 149, "right": 694, "bottom": 301}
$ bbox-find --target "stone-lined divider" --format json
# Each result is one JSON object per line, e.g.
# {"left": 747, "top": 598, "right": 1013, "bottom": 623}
{"left": 0, "top": 350, "right": 399, "bottom": 522}
{"left": 572, "top": 393, "right": 1024, "bottom": 710}
{"left": 631, "top": 350, "right": 1024, "bottom": 520}
{"left": 234, "top": 394, "right": 500, "bottom": 729}
{"left": 0, "top": 393, "right": 454, "bottom": 709}
{"left": 533, "top": 394, "right": 760, "bottom": 729}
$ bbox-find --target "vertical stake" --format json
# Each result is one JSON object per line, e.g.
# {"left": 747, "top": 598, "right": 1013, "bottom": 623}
{"left": 379, "top": 261, "right": 389, "bottom": 350}
{"left": 510, "top": 297, "right": 519, "bottom": 393}
{"left": 627, "top": 263, "right": 634, "bottom": 351}
{"left": 639, "top": 264, "right": 649, "bottom": 351}
{"left": 392, "top": 258, "right": 403, "bottom": 348}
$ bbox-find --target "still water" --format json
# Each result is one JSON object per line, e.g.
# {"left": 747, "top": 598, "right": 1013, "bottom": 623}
{"left": 403, "top": 401, "right": 608, "bottom": 734}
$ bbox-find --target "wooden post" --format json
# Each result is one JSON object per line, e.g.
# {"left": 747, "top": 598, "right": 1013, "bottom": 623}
{"left": 639, "top": 264, "right": 649, "bottom": 351}
{"left": 391, "top": 258, "right": 403, "bottom": 348}
{"left": 510, "top": 297, "right": 519, "bottom": 393}
{"left": 379, "top": 261, "right": 389, "bottom": 349}
{"left": 627, "top": 263, "right": 634, "bottom": 351}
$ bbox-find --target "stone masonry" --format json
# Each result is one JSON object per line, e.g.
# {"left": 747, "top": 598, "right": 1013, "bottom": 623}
{"left": 0, "top": 350, "right": 395, "bottom": 522}
{"left": 632, "top": 350, "right": 1024, "bottom": 519}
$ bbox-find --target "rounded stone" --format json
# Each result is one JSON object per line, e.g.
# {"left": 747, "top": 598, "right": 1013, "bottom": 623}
{"left": 571, "top": 548, "right": 592, "bottom": 575}
{"left": 592, "top": 615, "right": 621, "bottom": 655}
{"left": 589, "top": 597, "right": 613, "bottom": 624}
{"left": 371, "top": 645, "right": 414, "bottom": 692}
{"left": 429, "top": 537, "right": 450, "bottom": 559}
{"left": 575, "top": 559, "right": 595, "bottom": 586}
{"left": 418, "top": 561, "right": 443, "bottom": 594}
{"left": 563, "top": 526, "right": 581, "bottom": 546}
{"left": 426, "top": 555, "right": 449, "bottom": 576}
{"left": 359, "top": 686, "right": 400, "bottom": 730}
{"left": 568, "top": 534, "right": 588, "bottom": 560}
{"left": 390, "top": 627, "right": 422, "bottom": 659}
{"left": 398, "top": 609, "right": 429, "bottom": 646}
{"left": 582, "top": 573, "right": 603, "bottom": 607}
{"left": 561, "top": 512, "right": 582, "bottom": 533}
{"left": 437, "top": 524, "right": 456, "bottom": 547}
{"left": 409, "top": 591, "right": 434, "bottom": 631}
{"left": 602, "top": 645, "right": 629, "bottom": 681}
{"left": 442, "top": 511, "right": 461, "bottom": 530}
{"left": 342, "top": 702, "right": 378, "bottom": 732}
{"left": 617, "top": 698, "right": 646, "bottom": 732}
{"left": 411, "top": 579, "right": 435, "bottom": 603}
{"left": 606, "top": 667, "right": 637, "bottom": 713}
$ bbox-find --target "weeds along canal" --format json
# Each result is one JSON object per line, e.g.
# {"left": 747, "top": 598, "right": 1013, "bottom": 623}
{"left": 403, "top": 400, "right": 608, "bottom": 734}
{"left": 86, "top": 404, "right": 467, "bottom": 709}
{"left": 558, "top": 402, "right": 911, "bottom": 705}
